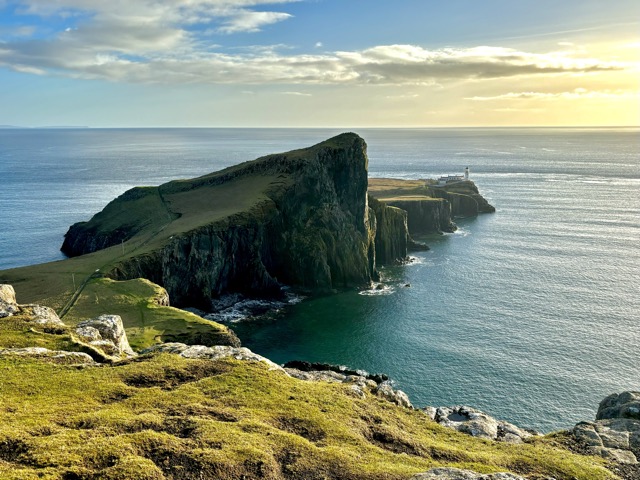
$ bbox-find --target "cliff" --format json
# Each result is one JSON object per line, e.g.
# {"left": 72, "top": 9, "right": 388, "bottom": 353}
{"left": 60, "top": 134, "right": 412, "bottom": 309}
{"left": 368, "top": 178, "right": 494, "bottom": 235}
{"left": 427, "top": 180, "right": 496, "bottom": 217}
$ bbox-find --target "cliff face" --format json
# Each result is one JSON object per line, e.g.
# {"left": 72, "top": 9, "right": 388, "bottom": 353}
{"left": 383, "top": 198, "right": 456, "bottom": 235}
{"left": 368, "top": 196, "right": 409, "bottom": 265}
{"left": 62, "top": 134, "right": 410, "bottom": 309}
{"left": 428, "top": 181, "right": 496, "bottom": 217}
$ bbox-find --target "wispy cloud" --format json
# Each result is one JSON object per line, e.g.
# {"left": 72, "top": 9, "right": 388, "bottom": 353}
{"left": 217, "top": 10, "right": 293, "bottom": 34}
{"left": 280, "top": 91, "right": 312, "bottom": 96}
{"left": 466, "top": 88, "right": 640, "bottom": 101}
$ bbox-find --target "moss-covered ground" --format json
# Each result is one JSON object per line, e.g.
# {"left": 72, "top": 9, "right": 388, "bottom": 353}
{"left": 0, "top": 347, "right": 615, "bottom": 480}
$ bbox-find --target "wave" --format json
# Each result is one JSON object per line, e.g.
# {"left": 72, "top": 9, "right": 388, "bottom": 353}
{"left": 204, "top": 290, "right": 305, "bottom": 323}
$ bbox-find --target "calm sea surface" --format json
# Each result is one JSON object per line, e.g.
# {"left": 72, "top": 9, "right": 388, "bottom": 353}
{"left": 1, "top": 127, "right": 638, "bottom": 431}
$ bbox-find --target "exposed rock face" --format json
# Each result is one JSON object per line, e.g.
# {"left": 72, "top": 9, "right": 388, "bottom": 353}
{"left": 411, "top": 468, "right": 528, "bottom": 480}
{"left": 572, "top": 391, "right": 640, "bottom": 465}
{"left": 18, "top": 304, "right": 65, "bottom": 326}
{"left": 62, "top": 134, "right": 408, "bottom": 309}
{"left": 75, "top": 315, "right": 136, "bottom": 358}
{"left": 284, "top": 366, "right": 410, "bottom": 405}
{"left": 373, "top": 381, "right": 413, "bottom": 408}
{"left": 0, "top": 284, "right": 19, "bottom": 318}
{"left": 143, "top": 342, "right": 283, "bottom": 371}
{"left": 384, "top": 198, "right": 456, "bottom": 235}
{"left": 368, "top": 196, "right": 410, "bottom": 264}
{"left": 423, "top": 406, "right": 535, "bottom": 444}
{"left": 0, "top": 347, "right": 95, "bottom": 365}
{"left": 598, "top": 391, "right": 640, "bottom": 420}
{"left": 428, "top": 181, "right": 495, "bottom": 217}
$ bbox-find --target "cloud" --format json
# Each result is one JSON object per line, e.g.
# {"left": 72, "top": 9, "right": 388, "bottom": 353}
{"left": 217, "top": 10, "right": 292, "bottom": 34}
{"left": 0, "top": 2, "right": 632, "bottom": 86}
{"left": 466, "top": 88, "right": 640, "bottom": 101}
{"left": 280, "top": 91, "right": 311, "bottom": 96}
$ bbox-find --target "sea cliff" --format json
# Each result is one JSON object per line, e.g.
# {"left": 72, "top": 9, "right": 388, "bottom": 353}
{"left": 61, "top": 134, "right": 421, "bottom": 309}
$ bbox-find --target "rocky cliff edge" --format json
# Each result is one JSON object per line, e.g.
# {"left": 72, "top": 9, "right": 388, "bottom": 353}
{"left": 60, "top": 133, "right": 416, "bottom": 309}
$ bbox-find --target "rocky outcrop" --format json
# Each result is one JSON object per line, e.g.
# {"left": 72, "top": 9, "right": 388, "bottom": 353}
{"left": 1, "top": 284, "right": 65, "bottom": 327}
{"left": 428, "top": 181, "right": 495, "bottom": 217}
{"left": 572, "top": 391, "right": 640, "bottom": 465}
{"left": 62, "top": 134, "right": 395, "bottom": 309}
{"left": 18, "top": 304, "right": 65, "bottom": 326}
{"left": 423, "top": 406, "right": 536, "bottom": 444}
{"left": 0, "top": 284, "right": 19, "bottom": 318}
{"left": 0, "top": 347, "right": 95, "bottom": 365}
{"left": 75, "top": 314, "right": 137, "bottom": 358}
{"left": 143, "top": 342, "right": 283, "bottom": 371}
{"left": 384, "top": 198, "right": 456, "bottom": 235}
{"left": 597, "top": 391, "right": 640, "bottom": 420}
{"left": 411, "top": 468, "right": 529, "bottom": 480}
{"left": 283, "top": 360, "right": 411, "bottom": 406}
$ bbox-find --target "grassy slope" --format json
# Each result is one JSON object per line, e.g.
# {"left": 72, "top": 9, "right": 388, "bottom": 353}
{"left": 0, "top": 349, "right": 614, "bottom": 480}
{"left": 0, "top": 173, "right": 283, "bottom": 350}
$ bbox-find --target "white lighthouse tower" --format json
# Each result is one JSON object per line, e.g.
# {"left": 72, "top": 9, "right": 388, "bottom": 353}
{"left": 464, "top": 166, "right": 470, "bottom": 180}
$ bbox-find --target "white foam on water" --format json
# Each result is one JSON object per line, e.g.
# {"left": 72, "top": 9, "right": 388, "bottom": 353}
{"left": 359, "top": 283, "right": 395, "bottom": 296}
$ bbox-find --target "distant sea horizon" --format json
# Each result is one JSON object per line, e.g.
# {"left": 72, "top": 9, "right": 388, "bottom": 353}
{"left": 1, "top": 126, "right": 638, "bottom": 432}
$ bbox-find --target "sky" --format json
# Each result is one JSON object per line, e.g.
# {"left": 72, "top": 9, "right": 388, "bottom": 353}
{"left": 0, "top": 0, "right": 638, "bottom": 127}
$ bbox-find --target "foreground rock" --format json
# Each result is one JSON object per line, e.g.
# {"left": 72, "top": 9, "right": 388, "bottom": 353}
{"left": 18, "top": 304, "right": 65, "bottom": 326}
{"left": 0, "top": 284, "right": 19, "bottom": 318}
{"left": 143, "top": 342, "right": 283, "bottom": 371}
{"left": 76, "top": 314, "right": 137, "bottom": 358}
{"left": 423, "top": 406, "right": 535, "bottom": 444}
{"left": 411, "top": 468, "right": 528, "bottom": 480}
{"left": 572, "top": 391, "right": 640, "bottom": 465}
{"left": 0, "top": 347, "right": 95, "bottom": 365}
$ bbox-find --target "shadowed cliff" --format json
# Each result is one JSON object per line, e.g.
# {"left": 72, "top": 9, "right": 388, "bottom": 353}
{"left": 61, "top": 133, "right": 409, "bottom": 309}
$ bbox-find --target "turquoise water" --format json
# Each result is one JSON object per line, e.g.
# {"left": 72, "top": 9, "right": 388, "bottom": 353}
{"left": 1, "top": 127, "right": 638, "bottom": 431}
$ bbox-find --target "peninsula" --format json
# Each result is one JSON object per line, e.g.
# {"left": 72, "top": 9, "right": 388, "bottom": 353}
{"left": 1, "top": 133, "right": 635, "bottom": 480}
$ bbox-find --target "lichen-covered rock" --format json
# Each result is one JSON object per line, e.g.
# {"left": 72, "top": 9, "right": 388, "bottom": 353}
{"left": 423, "top": 406, "right": 534, "bottom": 444}
{"left": 76, "top": 314, "right": 136, "bottom": 358}
{"left": 0, "top": 284, "right": 19, "bottom": 318}
{"left": 572, "top": 391, "right": 640, "bottom": 465}
{"left": 373, "top": 381, "right": 412, "bottom": 408}
{"left": 18, "top": 304, "right": 65, "bottom": 326}
{"left": 284, "top": 367, "right": 378, "bottom": 399}
{"left": 0, "top": 347, "right": 95, "bottom": 365}
{"left": 143, "top": 342, "right": 283, "bottom": 371}
{"left": 285, "top": 368, "right": 347, "bottom": 383}
{"left": 573, "top": 419, "right": 639, "bottom": 464}
{"left": 0, "top": 284, "right": 17, "bottom": 305}
{"left": 598, "top": 391, "right": 640, "bottom": 420}
{"left": 410, "top": 467, "right": 527, "bottom": 479}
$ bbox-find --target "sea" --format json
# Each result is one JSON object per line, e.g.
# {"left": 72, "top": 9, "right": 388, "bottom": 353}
{"left": 1, "top": 127, "right": 638, "bottom": 432}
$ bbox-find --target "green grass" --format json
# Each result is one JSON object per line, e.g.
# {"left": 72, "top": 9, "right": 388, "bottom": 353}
{"left": 62, "top": 278, "right": 236, "bottom": 350}
{"left": 0, "top": 351, "right": 616, "bottom": 480}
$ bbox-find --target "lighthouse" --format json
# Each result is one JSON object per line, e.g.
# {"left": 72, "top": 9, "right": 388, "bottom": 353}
{"left": 464, "top": 166, "right": 470, "bottom": 180}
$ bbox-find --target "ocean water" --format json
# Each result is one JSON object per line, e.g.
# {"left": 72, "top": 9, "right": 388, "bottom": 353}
{"left": 1, "top": 127, "right": 638, "bottom": 431}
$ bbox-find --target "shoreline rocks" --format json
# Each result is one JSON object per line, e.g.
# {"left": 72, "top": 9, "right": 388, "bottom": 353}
{"left": 422, "top": 405, "right": 536, "bottom": 444}
{"left": 572, "top": 390, "right": 640, "bottom": 465}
